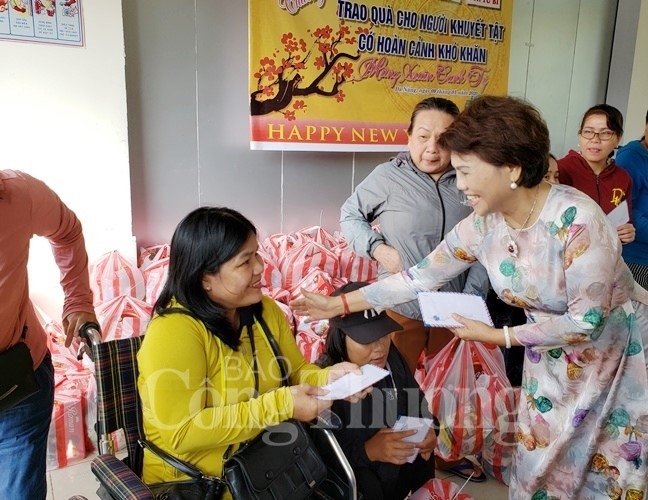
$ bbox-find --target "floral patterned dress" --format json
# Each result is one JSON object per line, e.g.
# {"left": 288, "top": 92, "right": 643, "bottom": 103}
{"left": 361, "top": 184, "right": 648, "bottom": 499}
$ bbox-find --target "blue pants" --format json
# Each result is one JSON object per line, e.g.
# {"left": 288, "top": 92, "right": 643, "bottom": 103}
{"left": 0, "top": 353, "right": 54, "bottom": 500}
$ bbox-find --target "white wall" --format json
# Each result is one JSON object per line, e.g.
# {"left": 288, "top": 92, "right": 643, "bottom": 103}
{"left": 1, "top": 0, "right": 135, "bottom": 320}
{"left": 623, "top": 1, "right": 648, "bottom": 138}
{"left": 507, "top": 0, "right": 618, "bottom": 157}
{"left": 3, "top": 0, "right": 646, "bottom": 322}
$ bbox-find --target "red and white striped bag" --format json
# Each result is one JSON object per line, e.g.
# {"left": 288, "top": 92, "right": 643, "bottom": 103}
{"left": 295, "top": 317, "right": 329, "bottom": 363}
{"left": 421, "top": 338, "right": 511, "bottom": 461}
{"left": 95, "top": 295, "right": 152, "bottom": 341}
{"left": 332, "top": 241, "right": 378, "bottom": 283}
{"left": 479, "top": 384, "right": 518, "bottom": 485}
{"left": 296, "top": 225, "right": 338, "bottom": 249}
{"left": 258, "top": 246, "right": 283, "bottom": 290}
{"left": 141, "top": 257, "right": 169, "bottom": 306}
{"left": 409, "top": 478, "right": 475, "bottom": 500}
{"left": 289, "top": 268, "right": 337, "bottom": 301}
{"left": 137, "top": 245, "right": 170, "bottom": 306}
{"left": 262, "top": 232, "right": 302, "bottom": 261}
{"left": 138, "top": 244, "right": 170, "bottom": 269}
{"left": 89, "top": 251, "right": 146, "bottom": 305}
{"left": 280, "top": 240, "right": 339, "bottom": 293}
{"left": 262, "top": 287, "right": 291, "bottom": 306}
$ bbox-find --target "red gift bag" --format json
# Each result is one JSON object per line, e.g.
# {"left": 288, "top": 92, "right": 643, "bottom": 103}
{"left": 421, "top": 337, "right": 514, "bottom": 462}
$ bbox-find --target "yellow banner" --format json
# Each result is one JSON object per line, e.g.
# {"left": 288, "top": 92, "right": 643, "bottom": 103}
{"left": 249, "top": 0, "right": 512, "bottom": 151}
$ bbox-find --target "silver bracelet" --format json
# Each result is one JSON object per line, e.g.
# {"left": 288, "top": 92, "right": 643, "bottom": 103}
{"left": 503, "top": 325, "right": 512, "bottom": 349}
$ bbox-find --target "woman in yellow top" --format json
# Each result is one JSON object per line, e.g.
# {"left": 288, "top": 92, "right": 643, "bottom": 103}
{"left": 137, "top": 206, "right": 361, "bottom": 490}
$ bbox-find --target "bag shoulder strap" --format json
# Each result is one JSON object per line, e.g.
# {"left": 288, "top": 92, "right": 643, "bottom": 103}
{"left": 254, "top": 313, "right": 289, "bottom": 387}
{"left": 138, "top": 439, "right": 220, "bottom": 482}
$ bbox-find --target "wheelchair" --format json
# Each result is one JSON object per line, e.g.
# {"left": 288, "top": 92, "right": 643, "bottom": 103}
{"left": 79, "top": 325, "right": 358, "bottom": 500}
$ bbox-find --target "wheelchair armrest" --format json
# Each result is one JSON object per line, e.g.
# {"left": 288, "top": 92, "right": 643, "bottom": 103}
{"left": 309, "top": 425, "right": 358, "bottom": 500}
{"left": 91, "top": 454, "right": 154, "bottom": 500}
{"left": 313, "top": 408, "right": 342, "bottom": 430}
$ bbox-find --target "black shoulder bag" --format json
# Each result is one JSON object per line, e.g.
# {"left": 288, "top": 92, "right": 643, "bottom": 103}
{"left": 0, "top": 327, "right": 39, "bottom": 412}
{"left": 141, "top": 439, "right": 224, "bottom": 500}
{"left": 223, "top": 314, "right": 327, "bottom": 500}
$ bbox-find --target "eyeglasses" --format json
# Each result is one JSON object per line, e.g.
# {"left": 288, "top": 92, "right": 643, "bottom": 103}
{"left": 580, "top": 129, "right": 616, "bottom": 141}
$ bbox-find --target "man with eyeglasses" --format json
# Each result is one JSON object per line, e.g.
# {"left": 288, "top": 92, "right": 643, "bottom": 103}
{"left": 558, "top": 103, "right": 636, "bottom": 244}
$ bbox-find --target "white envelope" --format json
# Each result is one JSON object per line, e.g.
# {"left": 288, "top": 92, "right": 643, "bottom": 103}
{"left": 316, "top": 363, "right": 389, "bottom": 400}
{"left": 417, "top": 291, "right": 493, "bottom": 328}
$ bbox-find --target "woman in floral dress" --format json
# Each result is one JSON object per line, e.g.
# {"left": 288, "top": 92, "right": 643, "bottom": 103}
{"left": 291, "top": 95, "right": 648, "bottom": 499}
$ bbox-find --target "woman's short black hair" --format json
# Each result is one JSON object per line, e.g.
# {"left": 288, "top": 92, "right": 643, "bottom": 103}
{"left": 154, "top": 206, "right": 259, "bottom": 350}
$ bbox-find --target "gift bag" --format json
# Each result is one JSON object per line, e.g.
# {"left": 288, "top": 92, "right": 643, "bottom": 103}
{"left": 95, "top": 295, "right": 152, "bottom": 341}
{"left": 332, "top": 240, "right": 378, "bottom": 283}
{"left": 262, "top": 232, "right": 301, "bottom": 261}
{"left": 89, "top": 250, "right": 146, "bottom": 305}
{"left": 421, "top": 337, "right": 513, "bottom": 462}
{"left": 138, "top": 245, "right": 170, "bottom": 306}
{"left": 289, "top": 267, "right": 336, "bottom": 301}
{"left": 138, "top": 244, "right": 170, "bottom": 269}
{"left": 46, "top": 394, "right": 86, "bottom": 470}
{"left": 409, "top": 478, "right": 475, "bottom": 500}
{"left": 279, "top": 240, "right": 339, "bottom": 293}
{"left": 480, "top": 383, "right": 519, "bottom": 485}
{"left": 296, "top": 225, "right": 338, "bottom": 249}
{"left": 258, "top": 246, "right": 283, "bottom": 290}
{"left": 295, "top": 317, "right": 329, "bottom": 363}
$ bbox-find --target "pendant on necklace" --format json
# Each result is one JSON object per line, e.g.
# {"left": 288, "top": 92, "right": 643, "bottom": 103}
{"left": 507, "top": 239, "right": 518, "bottom": 258}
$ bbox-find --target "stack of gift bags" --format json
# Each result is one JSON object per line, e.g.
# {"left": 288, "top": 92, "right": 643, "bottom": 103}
{"left": 40, "top": 309, "right": 96, "bottom": 471}
{"left": 258, "top": 226, "right": 377, "bottom": 362}
{"left": 42, "top": 246, "right": 168, "bottom": 470}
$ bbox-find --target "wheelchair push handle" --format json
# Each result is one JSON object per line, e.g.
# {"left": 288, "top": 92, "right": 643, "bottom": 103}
{"left": 77, "top": 321, "right": 102, "bottom": 361}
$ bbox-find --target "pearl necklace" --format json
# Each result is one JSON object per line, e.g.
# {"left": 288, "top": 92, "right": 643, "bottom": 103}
{"left": 505, "top": 185, "right": 540, "bottom": 258}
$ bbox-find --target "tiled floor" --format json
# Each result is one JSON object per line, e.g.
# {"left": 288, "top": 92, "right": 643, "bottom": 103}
{"left": 48, "top": 452, "right": 509, "bottom": 499}
{"left": 47, "top": 452, "right": 102, "bottom": 500}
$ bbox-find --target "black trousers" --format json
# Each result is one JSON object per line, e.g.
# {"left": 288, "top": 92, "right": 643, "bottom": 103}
{"left": 485, "top": 288, "right": 527, "bottom": 387}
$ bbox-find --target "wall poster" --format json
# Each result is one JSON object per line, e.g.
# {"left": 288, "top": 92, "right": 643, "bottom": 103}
{"left": 249, "top": 0, "right": 513, "bottom": 152}
{"left": 0, "top": 0, "right": 83, "bottom": 47}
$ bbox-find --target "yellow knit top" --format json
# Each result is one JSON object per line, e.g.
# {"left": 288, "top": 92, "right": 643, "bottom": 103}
{"left": 137, "top": 295, "right": 328, "bottom": 487}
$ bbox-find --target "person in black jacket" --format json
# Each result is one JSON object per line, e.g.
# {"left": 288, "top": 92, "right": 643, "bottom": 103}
{"left": 316, "top": 282, "right": 438, "bottom": 500}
